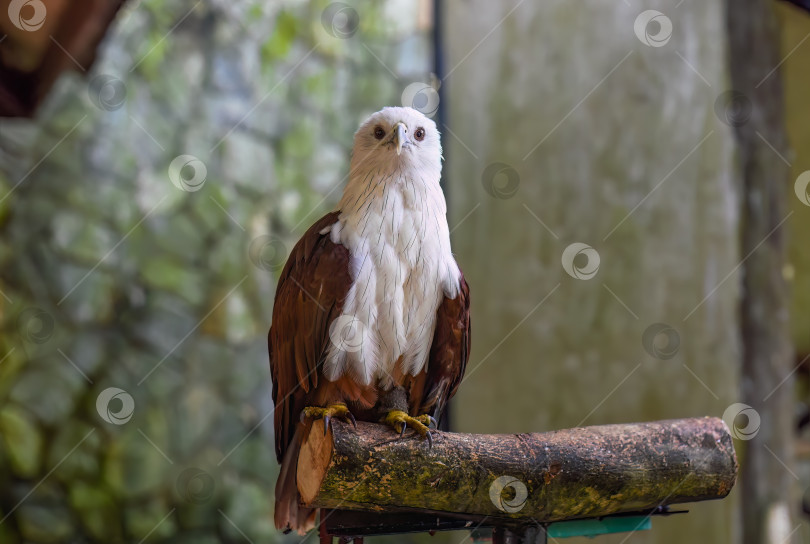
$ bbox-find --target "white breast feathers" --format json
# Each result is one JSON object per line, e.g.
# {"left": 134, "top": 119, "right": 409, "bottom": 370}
{"left": 321, "top": 169, "right": 460, "bottom": 389}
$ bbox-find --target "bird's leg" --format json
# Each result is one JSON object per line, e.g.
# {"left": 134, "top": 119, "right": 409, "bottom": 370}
{"left": 376, "top": 387, "right": 437, "bottom": 447}
{"left": 300, "top": 403, "right": 356, "bottom": 435}
{"left": 382, "top": 411, "right": 437, "bottom": 446}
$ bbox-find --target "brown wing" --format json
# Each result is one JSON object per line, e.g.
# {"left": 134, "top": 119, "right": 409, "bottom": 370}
{"left": 408, "top": 270, "right": 471, "bottom": 423}
{"left": 268, "top": 211, "right": 351, "bottom": 463}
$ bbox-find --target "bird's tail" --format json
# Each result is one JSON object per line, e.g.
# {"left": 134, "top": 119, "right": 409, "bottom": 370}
{"left": 274, "top": 423, "right": 316, "bottom": 535}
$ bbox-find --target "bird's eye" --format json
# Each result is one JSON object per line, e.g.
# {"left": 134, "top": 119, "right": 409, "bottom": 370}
{"left": 373, "top": 126, "right": 385, "bottom": 140}
{"left": 414, "top": 127, "right": 426, "bottom": 141}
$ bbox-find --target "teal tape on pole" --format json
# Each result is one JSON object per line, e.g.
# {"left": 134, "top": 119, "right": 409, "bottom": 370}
{"left": 547, "top": 516, "right": 652, "bottom": 538}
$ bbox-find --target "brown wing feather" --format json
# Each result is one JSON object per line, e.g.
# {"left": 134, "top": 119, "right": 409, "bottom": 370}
{"left": 268, "top": 211, "right": 351, "bottom": 463}
{"left": 409, "top": 270, "right": 471, "bottom": 423}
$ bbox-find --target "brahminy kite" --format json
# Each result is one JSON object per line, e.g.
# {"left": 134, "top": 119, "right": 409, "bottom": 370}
{"left": 269, "top": 106, "right": 471, "bottom": 533}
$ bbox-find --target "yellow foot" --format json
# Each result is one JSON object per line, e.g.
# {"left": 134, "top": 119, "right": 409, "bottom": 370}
{"left": 300, "top": 403, "right": 356, "bottom": 435}
{"left": 382, "top": 410, "right": 437, "bottom": 447}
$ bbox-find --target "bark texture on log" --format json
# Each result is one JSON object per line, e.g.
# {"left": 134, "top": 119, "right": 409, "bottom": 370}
{"left": 298, "top": 418, "right": 737, "bottom": 523}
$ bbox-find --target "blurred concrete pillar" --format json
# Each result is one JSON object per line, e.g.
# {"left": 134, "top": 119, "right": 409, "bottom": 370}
{"left": 728, "top": 2, "right": 797, "bottom": 544}
{"left": 781, "top": 2, "right": 810, "bottom": 361}
{"left": 443, "top": 2, "right": 739, "bottom": 543}
{"left": 778, "top": 3, "right": 810, "bottom": 541}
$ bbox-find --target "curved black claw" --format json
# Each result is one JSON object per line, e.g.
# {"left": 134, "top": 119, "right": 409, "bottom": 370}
{"left": 399, "top": 420, "right": 408, "bottom": 437}
{"left": 427, "top": 415, "right": 437, "bottom": 429}
{"left": 425, "top": 430, "right": 433, "bottom": 448}
{"left": 300, "top": 404, "right": 356, "bottom": 435}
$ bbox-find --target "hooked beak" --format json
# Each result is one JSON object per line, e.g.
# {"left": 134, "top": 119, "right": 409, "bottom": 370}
{"left": 391, "top": 122, "right": 408, "bottom": 155}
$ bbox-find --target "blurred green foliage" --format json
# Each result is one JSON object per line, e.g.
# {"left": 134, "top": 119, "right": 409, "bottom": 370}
{"left": 0, "top": 0, "right": 432, "bottom": 542}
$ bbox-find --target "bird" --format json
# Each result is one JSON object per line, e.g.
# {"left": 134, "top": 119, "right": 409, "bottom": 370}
{"left": 269, "top": 106, "right": 471, "bottom": 534}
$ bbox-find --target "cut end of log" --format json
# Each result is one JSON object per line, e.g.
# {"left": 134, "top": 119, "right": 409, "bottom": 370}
{"left": 298, "top": 424, "right": 334, "bottom": 505}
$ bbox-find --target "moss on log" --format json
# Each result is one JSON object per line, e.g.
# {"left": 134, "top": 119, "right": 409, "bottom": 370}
{"left": 298, "top": 417, "right": 737, "bottom": 522}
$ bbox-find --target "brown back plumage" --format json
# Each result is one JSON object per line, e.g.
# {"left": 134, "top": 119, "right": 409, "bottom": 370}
{"left": 269, "top": 211, "right": 350, "bottom": 465}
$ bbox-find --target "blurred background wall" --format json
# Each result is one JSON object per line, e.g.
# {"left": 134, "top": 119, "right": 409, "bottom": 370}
{"left": 0, "top": 0, "right": 807, "bottom": 543}
{"left": 444, "top": 2, "right": 739, "bottom": 544}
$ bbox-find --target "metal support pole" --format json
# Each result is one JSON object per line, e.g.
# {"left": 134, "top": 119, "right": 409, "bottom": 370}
{"left": 491, "top": 525, "right": 547, "bottom": 544}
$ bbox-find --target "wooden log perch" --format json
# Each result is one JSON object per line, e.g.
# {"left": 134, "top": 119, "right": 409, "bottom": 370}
{"left": 298, "top": 417, "right": 737, "bottom": 523}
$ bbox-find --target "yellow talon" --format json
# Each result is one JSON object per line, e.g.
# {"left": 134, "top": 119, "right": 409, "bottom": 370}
{"left": 413, "top": 414, "right": 437, "bottom": 428}
{"left": 300, "top": 403, "right": 356, "bottom": 434}
{"left": 382, "top": 410, "right": 435, "bottom": 447}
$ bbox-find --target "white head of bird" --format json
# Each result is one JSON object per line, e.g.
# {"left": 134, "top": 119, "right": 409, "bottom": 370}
{"left": 343, "top": 107, "right": 442, "bottom": 197}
